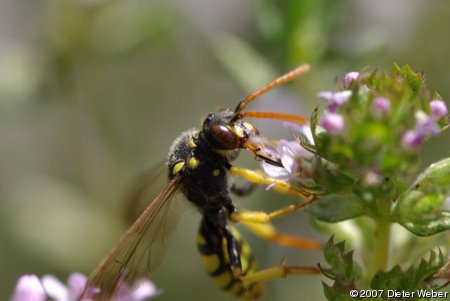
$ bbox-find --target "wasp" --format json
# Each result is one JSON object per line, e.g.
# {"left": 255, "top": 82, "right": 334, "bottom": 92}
{"left": 83, "top": 64, "right": 321, "bottom": 301}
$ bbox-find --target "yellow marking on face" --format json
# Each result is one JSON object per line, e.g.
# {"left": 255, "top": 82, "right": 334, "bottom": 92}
{"left": 188, "top": 157, "right": 200, "bottom": 169}
{"left": 212, "top": 169, "right": 220, "bottom": 176}
{"left": 172, "top": 161, "right": 185, "bottom": 175}
{"left": 212, "top": 271, "right": 232, "bottom": 289}
{"left": 243, "top": 122, "right": 255, "bottom": 132}
{"left": 200, "top": 254, "right": 221, "bottom": 274}
{"left": 188, "top": 137, "right": 197, "bottom": 149}
{"left": 233, "top": 125, "right": 245, "bottom": 138}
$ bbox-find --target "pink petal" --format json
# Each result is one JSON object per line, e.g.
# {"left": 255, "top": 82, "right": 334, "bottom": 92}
{"left": 67, "top": 272, "right": 89, "bottom": 299}
{"left": 10, "top": 275, "right": 46, "bottom": 301}
{"left": 261, "top": 161, "right": 290, "bottom": 180}
{"left": 41, "top": 275, "right": 69, "bottom": 300}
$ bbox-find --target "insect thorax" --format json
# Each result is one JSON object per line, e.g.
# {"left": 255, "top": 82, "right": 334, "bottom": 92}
{"left": 167, "top": 129, "right": 234, "bottom": 211}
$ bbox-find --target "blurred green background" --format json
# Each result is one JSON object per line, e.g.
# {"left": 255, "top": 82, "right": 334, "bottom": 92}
{"left": 0, "top": 0, "right": 449, "bottom": 300}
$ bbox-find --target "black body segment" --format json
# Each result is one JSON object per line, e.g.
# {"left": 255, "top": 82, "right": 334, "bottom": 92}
{"left": 166, "top": 110, "right": 267, "bottom": 299}
{"left": 197, "top": 217, "right": 266, "bottom": 300}
{"left": 82, "top": 64, "right": 314, "bottom": 301}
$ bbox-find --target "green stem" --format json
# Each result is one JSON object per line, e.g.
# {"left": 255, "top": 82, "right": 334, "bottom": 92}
{"left": 367, "top": 218, "right": 391, "bottom": 283}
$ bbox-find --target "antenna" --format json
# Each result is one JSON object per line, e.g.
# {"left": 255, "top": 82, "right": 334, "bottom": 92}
{"left": 232, "top": 64, "right": 310, "bottom": 119}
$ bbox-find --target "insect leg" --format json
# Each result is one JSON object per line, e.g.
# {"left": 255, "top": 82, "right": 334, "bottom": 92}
{"left": 229, "top": 166, "right": 316, "bottom": 201}
{"left": 224, "top": 225, "right": 243, "bottom": 278}
{"left": 239, "top": 263, "right": 320, "bottom": 283}
{"left": 229, "top": 198, "right": 316, "bottom": 224}
{"left": 241, "top": 221, "right": 321, "bottom": 250}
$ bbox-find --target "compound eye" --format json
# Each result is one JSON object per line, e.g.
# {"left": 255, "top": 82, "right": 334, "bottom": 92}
{"left": 208, "top": 124, "right": 240, "bottom": 150}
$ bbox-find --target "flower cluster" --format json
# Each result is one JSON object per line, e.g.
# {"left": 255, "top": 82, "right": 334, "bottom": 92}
{"left": 257, "top": 64, "right": 449, "bottom": 236}
{"left": 401, "top": 100, "right": 448, "bottom": 149}
{"left": 9, "top": 273, "right": 161, "bottom": 301}
{"left": 313, "top": 65, "right": 449, "bottom": 182}
{"left": 258, "top": 125, "right": 315, "bottom": 183}
{"left": 318, "top": 90, "right": 352, "bottom": 134}
{"left": 255, "top": 64, "right": 449, "bottom": 301}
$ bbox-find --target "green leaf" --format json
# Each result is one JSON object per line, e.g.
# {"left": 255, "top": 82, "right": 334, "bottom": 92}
{"left": 321, "top": 236, "right": 361, "bottom": 301}
{"left": 323, "top": 281, "right": 358, "bottom": 301}
{"left": 410, "top": 158, "right": 450, "bottom": 190}
{"left": 394, "top": 191, "right": 449, "bottom": 236}
{"left": 393, "top": 158, "right": 450, "bottom": 236}
{"left": 310, "top": 107, "right": 320, "bottom": 146}
{"left": 371, "top": 250, "right": 447, "bottom": 299}
{"left": 307, "top": 193, "right": 367, "bottom": 222}
{"left": 392, "top": 63, "right": 425, "bottom": 94}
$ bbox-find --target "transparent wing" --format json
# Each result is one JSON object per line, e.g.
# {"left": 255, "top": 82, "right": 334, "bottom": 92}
{"left": 85, "top": 178, "right": 181, "bottom": 301}
{"left": 124, "top": 161, "right": 168, "bottom": 224}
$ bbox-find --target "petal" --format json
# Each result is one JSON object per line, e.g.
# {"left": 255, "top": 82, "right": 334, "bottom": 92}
{"left": 429, "top": 100, "right": 448, "bottom": 120}
{"left": 343, "top": 72, "right": 359, "bottom": 88}
{"left": 321, "top": 113, "right": 346, "bottom": 134}
{"left": 42, "top": 274, "right": 69, "bottom": 301}
{"left": 401, "top": 130, "right": 423, "bottom": 149}
{"left": 318, "top": 90, "right": 352, "bottom": 112}
{"left": 300, "top": 125, "right": 314, "bottom": 145}
{"left": 113, "top": 279, "right": 161, "bottom": 301}
{"left": 261, "top": 161, "right": 290, "bottom": 180}
{"left": 67, "top": 272, "right": 88, "bottom": 299}
{"left": 281, "top": 154, "right": 296, "bottom": 174}
{"left": 278, "top": 140, "right": 302, "bottom": 154}
{"left": 129, "top": 280, "right": 161, "bottom": 301}
{"left": 115, "top": 282, "right": 132, "bottom": 300}
{"left": 10, "top": 274, "right": 46, "bottom": 301}
{"left": 372, "top": 97, "right": 391, "bottom": 115}
{"left": 333, "top": 90, "right": 352, "bottom": 105}
{"left": 317, "top": 91, "right": 334, "bottom": 100}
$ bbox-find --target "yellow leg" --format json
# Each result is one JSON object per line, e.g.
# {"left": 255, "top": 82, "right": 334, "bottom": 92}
{"left": 229, "top": 199, "right": 316, "bottom": 224}
{"left": 229, "top": 166, "right": 316, "bottom": 201}
{"left": 229, "top": 166, "right": 317, "bottom": 224}
{"left": 240, "top": 263, "right": 320, "bottom": 283}
{"left": 242, "top": 221, "right": 322, "bottom": 250}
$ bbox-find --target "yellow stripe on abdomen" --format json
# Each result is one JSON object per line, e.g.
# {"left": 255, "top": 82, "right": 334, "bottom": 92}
{"left": 197, "top": 227, "right": 266, "bottom": 299}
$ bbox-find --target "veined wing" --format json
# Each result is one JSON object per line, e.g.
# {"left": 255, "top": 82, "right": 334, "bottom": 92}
{"left": 84, "top": 178, "right": 181, "bottom": 301}
{"left": 125, "top": 161, "right": 168, "bottom": 224}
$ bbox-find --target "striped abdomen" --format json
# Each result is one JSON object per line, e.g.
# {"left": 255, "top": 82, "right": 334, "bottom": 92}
{"left": 196, "top": 217, "right": 266, "bottom": 300}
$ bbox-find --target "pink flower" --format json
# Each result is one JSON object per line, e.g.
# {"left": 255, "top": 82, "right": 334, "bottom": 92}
{"left": 10, "top": 275, "right": 46, "bottom": 301}
{"left": 318, "top": 90, "right": 352, "bottom": 112}
{"left": 372, "top": 97, "right": 391, "bottom": 115}
{"left": 429, "top": 100, "right": 448, "bottom": 120}
{"left": 10, "top": 273, "right": 161, "bottom": 301}
{"left": 414, "top": 111, "right": 440, "bottom": 137}
{"left": 41, "top": 273, "right": 97, "bottom": 301}
{"left": 401, "top": 130, "right": 423, "bottom": 150}
{"left": 321, "top": 113, "right": 346, "bottom": 134}
{"left": 114, "top": 279, "right": 161, "bottom": 301}
{"left": 343, "top": 72, "right": 359, "bottom": 89}
{"left": 261, "top": 136, "right": 314, "bottom": 182}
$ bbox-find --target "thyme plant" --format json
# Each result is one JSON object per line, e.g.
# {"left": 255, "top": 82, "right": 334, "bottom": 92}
{"left": 261, "top": 64, "right": 449, "bottom": 300}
